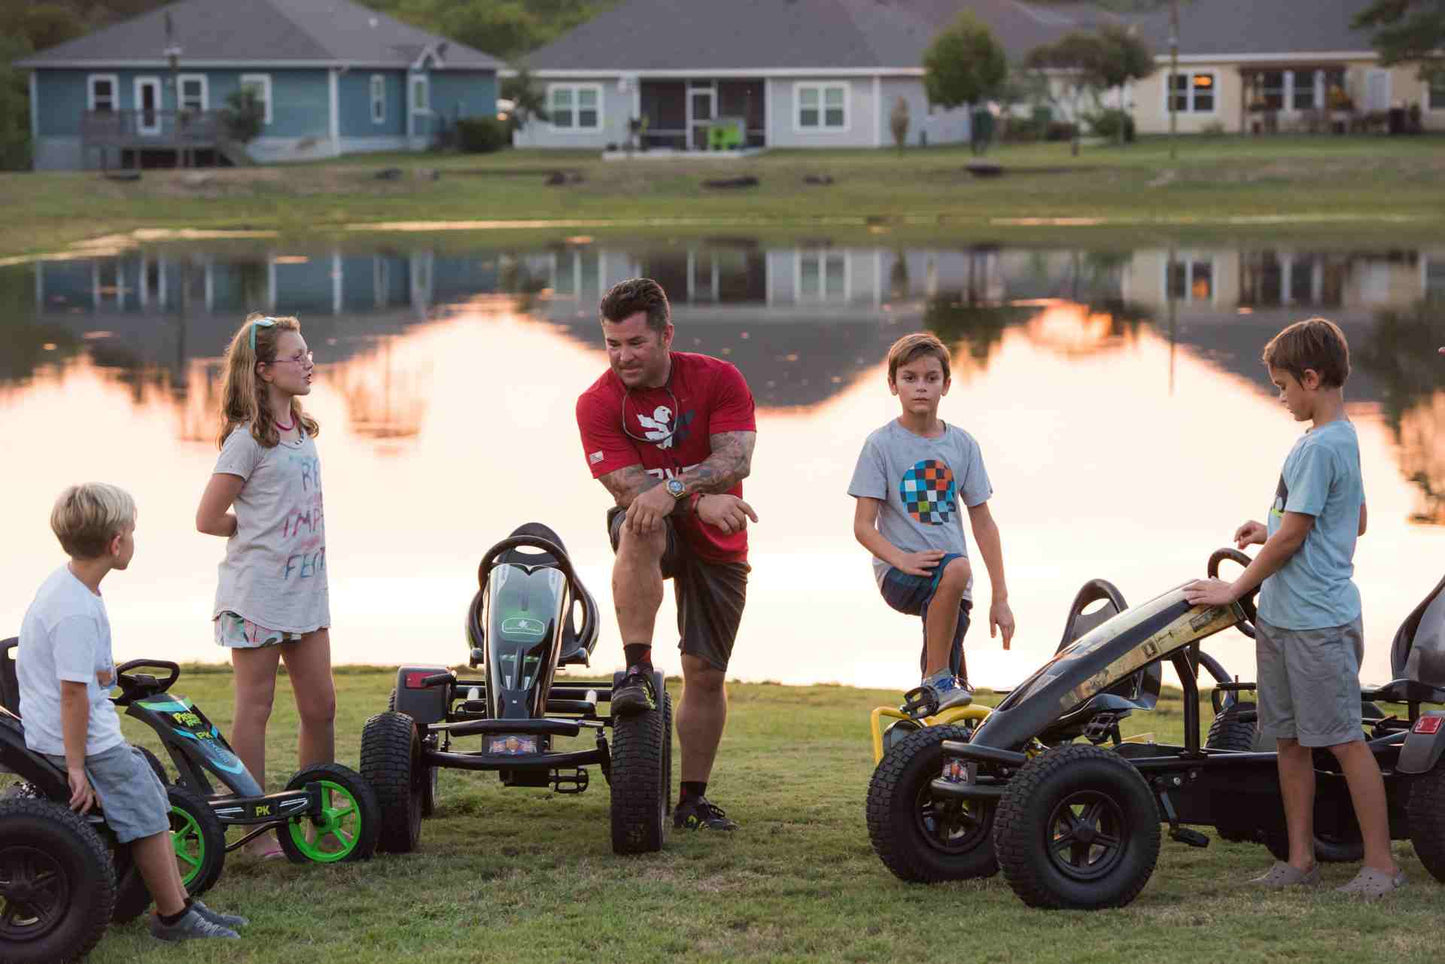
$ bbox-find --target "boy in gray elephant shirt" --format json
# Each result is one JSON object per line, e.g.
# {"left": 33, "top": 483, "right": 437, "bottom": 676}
{"left": 848, "top": 333, "right": 1015, "bottom": 712}
{"left": 1185, "top": 317, "right": 1403, "bottom": 899}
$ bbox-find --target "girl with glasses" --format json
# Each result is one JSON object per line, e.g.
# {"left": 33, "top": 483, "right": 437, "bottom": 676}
{"left": 194, "top": 313, "right": 333, "bottom": 860}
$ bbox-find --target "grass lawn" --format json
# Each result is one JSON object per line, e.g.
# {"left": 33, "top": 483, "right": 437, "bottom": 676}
{"left": 34, "top": 666, "right": 1441, "bottom": 964}
{"left": 5, "top": 135, "right": 1445, "bottom": 260}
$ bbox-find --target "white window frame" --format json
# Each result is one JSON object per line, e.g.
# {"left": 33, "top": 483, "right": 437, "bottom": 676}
{"left": 177, "top": 73, "right": 208, "bottom": 112}
{"left": 795, "top": 250, "right": 850, "bottom": 302}
{"left": 546, "top": 83, "right": 603, "bottom": 133}
{"left": 370, "top": 74, "right": 386, "bottom": 124}
{"left": 133, "top": 76, "right": 162, "bottom": 135}
{"left": 1430, "top": 74, "right": 1445, "bottom": 111}
{"left": 1162, "top": 254, "right": 1216, "bottom": 304}
{"left": 793, "top": 82, "right": 849, "bottom": 132}
{"left": 410, "top": 73, "right": 430, "bottom": 115}
{"left": 239, "top": 73, "right": 273, "bottom": 125}
{"left": 1163, "top": 71, "right": 1218, "bottom": 115}
{"left": 87, "top": 73, "right": 118, "bottom": 112}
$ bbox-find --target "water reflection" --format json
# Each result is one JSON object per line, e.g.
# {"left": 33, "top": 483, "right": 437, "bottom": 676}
{"left": 1, "top": 237, "right": 1443, "bottom": 688}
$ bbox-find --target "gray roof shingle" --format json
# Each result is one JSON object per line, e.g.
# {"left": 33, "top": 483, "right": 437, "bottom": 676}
{"left": 18, "top": 0, "right": 502, "bottom": 69}
{"left": 521, "top": 0, "right": 1124, "bottom": 72}
{"left": 1122, "top": 0, "right": 1378, "bottom": 57}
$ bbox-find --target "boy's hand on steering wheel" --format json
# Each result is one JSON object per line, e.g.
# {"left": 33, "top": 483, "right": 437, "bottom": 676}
{"left": 896, "top": 549, "right": 944, "bottom": 577}
{"left": 696, "top": 494, "right": 758, "bottom": 534}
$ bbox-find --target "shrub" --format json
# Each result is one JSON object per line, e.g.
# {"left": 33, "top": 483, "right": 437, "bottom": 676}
{"left": 455, "top": 116, "right": 510, "bottom": 153}
{"left": 1201, "top": 120, "right": 1227, "bottom": 136}
{"left": 1045, "top": 121, "right": 1077, "bottom": 142}
{"left": 220, "top": 88, "right": 264, "bottom": 145}
{"left": 1086, "top": 108, "right": 1135, "bottom": 142}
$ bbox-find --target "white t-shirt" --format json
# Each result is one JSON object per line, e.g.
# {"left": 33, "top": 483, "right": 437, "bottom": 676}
{"left": 212, "top": 422, "right": 330, "bottom": 633}
{"left": 17, "top": 565, "right": 126, "bottom": 757}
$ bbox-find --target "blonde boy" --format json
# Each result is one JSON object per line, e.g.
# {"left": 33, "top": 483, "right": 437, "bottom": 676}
{"left": 18, "top": 484, "right": 245, "bottom": 941}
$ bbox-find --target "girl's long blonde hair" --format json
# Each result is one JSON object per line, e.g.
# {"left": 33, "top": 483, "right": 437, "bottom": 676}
{"left": 217, "top": 313, "right": 321, "bottom": 449}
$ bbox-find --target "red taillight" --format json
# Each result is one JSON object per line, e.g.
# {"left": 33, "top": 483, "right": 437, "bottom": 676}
{"left": 404, "top": 672, "right": 431, "bottom": 689}
{"left": 1412, "top": 716, "right": 1443, "bottom": 735}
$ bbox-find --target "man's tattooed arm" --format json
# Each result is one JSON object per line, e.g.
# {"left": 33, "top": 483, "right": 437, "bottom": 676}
{"left": 675, "top": 431, "right": 756, "bottom": 495}
{"left": 597, "top": 465, "right": 659, "bottom": 509}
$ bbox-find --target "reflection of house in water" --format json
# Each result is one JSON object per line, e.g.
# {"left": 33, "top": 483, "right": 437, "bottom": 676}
{"left": 23, "top": 249, "right": 501, "bottom": 443}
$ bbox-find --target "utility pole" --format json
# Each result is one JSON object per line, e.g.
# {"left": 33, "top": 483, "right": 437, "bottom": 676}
{"left": 1168, "top": 0, "right": 1179, "bottom": 160}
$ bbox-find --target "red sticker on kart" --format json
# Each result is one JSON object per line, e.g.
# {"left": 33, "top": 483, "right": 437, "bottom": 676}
{"left": 1413, "top": 716, "right": 1443, "bottom": 735}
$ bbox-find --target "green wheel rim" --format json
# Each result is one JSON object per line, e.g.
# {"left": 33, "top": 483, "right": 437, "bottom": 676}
{"left": 285, "top": 780, "right": 363, "bottom": 863}
{"left": 169, "top": 806, "right": 206, "bottom": 887}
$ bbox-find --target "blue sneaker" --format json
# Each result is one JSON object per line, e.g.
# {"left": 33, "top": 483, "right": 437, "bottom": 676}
{"left": 921, "top": 670, "right": 973, "bottom": 711}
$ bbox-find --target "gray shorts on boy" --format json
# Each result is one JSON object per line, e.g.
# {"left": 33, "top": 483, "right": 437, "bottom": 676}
{"left": 46, "top": 743, "right": 169, "bottom": 843}
{"left": 1255, "top": 615, "right": 1366, "bottom": 748}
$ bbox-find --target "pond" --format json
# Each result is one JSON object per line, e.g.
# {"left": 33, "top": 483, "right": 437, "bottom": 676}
{"left": 1, "top": 236, "right": 1443, "bottom": 691}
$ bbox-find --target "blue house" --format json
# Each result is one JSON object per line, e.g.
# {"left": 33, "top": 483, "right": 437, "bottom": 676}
{"left": 17, "top": 0, "right": 502, "bottom": 170}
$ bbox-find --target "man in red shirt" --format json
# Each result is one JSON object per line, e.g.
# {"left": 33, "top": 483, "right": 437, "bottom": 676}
{"left": 576, "top": 278, "right": 758, "bottom": 831}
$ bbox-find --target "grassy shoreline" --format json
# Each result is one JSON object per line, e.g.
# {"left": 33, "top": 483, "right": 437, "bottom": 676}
{"left": 7, "top": 135, "right": 1445, "bottom": 260}
{"left": 26, "top": 669, "right": 1435, "bottom": 963}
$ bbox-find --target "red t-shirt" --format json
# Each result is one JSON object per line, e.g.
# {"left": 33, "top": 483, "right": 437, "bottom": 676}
{"left": 577, "top": 352, "right": 757, "bottom": 564}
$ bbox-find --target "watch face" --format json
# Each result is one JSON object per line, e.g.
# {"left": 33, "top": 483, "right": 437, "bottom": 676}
{"left": 666, "top": 479, "right": 686, "bottom": 498}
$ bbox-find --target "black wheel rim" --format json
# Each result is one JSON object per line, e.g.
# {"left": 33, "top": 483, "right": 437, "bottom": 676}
{"left": 0, "top": 845, "right": 69, "bottom": 940}
{"left": 914, "top": 785, "right": 989, "bottom": 855}
{"left": 1044, "top": 790, "right": 1128, "bottom": 881}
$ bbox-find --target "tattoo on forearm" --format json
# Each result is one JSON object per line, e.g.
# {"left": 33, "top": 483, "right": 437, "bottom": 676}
{"left": 598, "top": 465, "right": 659, "bottom": 508}
{"left": 678, "top": 431, "right": 755, "bottom": 494}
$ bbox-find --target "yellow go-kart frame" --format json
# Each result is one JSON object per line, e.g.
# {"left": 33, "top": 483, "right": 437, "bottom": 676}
{"left": 869, "top": 703, "right": 992, "bottom": 765}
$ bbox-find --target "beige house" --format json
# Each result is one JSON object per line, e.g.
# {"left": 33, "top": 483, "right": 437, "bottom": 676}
{"left": 1127, "top": 0, "right": 1445, "bottom": 134}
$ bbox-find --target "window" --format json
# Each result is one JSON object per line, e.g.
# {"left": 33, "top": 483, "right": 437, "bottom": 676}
{"left": 1431, "top": 73, "right": 1445, "bottom": 111}
{"left": 411, "top": 75, "right": 429, "bottom": 113}
{"left": 1167, "top": 72, "right": 1215, "bottom": 113}
{"left": 87, "top": 74, "right": 118, "bottom": 112}
{"left": 1257, "top": 70, "right": 1285, "bottom": 110}
{"left": 1167, "top": 259, "right": 1213, "bottom": 302}
{"left": 1292, "top": 69, "right": 1319, "bottom": 110}
{"left": 371, "top": 74, "right": 386, "bottom": 124}
{"left": 548, "top": 84, "right": 601, "bottom": 131}
{"left": 798, "top": 251, "right": 847, "bottom": 301}
{"left": 239, "top": 73, "right": 272, "bottom": 125}
{"left": 795, "top": 83, "right": 847, "bottom": 131}
{"left": 177, "top": 74, "right": 207, "bottom": 112}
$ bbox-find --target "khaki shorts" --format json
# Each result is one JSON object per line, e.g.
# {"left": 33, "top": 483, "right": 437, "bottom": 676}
{"left": 1255, "top": 615, "right": 1366, "bottom": 748}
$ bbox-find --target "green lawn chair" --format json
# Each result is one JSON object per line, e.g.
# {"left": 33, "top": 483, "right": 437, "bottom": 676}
{"left": 708, "top": 118, "right": 745, "bottom": 151}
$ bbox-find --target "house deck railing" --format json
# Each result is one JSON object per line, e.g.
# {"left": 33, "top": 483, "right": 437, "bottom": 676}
{"left": 80, "top": 109, "right": 226, "bottom": 149}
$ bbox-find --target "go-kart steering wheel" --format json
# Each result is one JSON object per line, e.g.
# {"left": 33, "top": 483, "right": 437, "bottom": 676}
{"left": 1206, "top": 548, "right": 1259, "bottom": 639}
{"left": 476, "top": 536, "right": 597, "bottom": 652}
{"left": 111, "top": 659, "right": 180, "bottom": 706}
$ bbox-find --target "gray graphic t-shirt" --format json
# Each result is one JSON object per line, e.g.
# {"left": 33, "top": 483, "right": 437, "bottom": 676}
{"left": 848, "top": 420, "right": 993, "bottom": 599}
{"left": 212, "top": 423, "right": 330, "bottom": 634}
{"left": 1259, "top": 419, "right": 1364, "bottom": 630}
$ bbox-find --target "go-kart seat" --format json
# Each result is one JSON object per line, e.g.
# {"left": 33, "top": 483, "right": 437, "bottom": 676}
{"left": 0, "top": 638, "right": 20, "bottom": 717}
{"left": 1055, "top": 580, "right": 1162, "bottom": 713}
{"left": 1360, "top": 573, "right": 1445, "bottom": 706}
{"left": 489, "top": 523, "right": 599, "bottom": 668}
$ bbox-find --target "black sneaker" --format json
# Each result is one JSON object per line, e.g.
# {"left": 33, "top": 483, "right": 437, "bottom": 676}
{"left": 611, "top": 666, "right": 657, "bottom": 716}
{"left": 673, "top": 796, "right": 738, "bottom": 831}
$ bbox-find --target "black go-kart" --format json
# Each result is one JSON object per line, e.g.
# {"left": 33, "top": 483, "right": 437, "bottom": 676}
{"left": 360, "top": 523, "right": 673, "bottom": 855}
{"left": 868, "top": 548, "right": 1445, "bottom": 909}
{"left": 0, "top": 795, "right": 115, "bottom": 963}
{"left": 0, "top": 639, "right": 379, "bottom": 924}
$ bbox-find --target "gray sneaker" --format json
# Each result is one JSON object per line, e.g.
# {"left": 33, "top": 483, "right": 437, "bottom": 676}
{"left": 149, "top": 907, "right": 241, "bottom": 942}
{"left": 191, "top": 899, "right": 249, "bottom": 928}
{"left": 922, "top": 671, "right": 973, "bottom": 712}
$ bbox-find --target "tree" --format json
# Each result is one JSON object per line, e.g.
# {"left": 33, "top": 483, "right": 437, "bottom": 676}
{"left": 889, "top": 97, "right": 910, "bottom": 153}
{"left": 1354, "top": 0, "right": 1445, "bottom": 82}
{"left": 922, "top": 11, "right": 1007, "bottom": 152}
{"left": 220, "top": 88, "right": 264, "bottom": 145}
{"left": 500, "top": 67, "right": 548, "bottom": 134}
{"left": 1025, "top": 26, "right": 1153, "bottom": 154}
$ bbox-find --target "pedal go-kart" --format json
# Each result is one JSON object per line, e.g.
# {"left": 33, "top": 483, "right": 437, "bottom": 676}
{"left": 0, "top": 639, "right": 379, "bottom": 923}
{"left": 868, "top": 548, "right": 1445, "bottom": 909}
{"left": 0, "top": 795, "right": 115, "bottom": 963}
{"left": 360, "top": 523, "right": 673, "bottom": 855}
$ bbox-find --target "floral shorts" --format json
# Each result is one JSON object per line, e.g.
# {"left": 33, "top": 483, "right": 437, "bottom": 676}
{"left": 214, "top": 611, "right": 308, "bottom": 649}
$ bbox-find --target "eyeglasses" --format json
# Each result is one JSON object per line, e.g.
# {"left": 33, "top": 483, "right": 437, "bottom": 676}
{"left": 270, "top": 351, "right": 315, "bottom": 368}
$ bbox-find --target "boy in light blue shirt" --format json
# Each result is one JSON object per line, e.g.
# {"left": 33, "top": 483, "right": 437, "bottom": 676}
{"left": 1185, "top": 318, "right": 1402, "bottom": 899}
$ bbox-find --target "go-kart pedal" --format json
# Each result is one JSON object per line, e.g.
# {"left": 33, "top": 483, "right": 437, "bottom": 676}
{"left": 1169, "top": 827, "right": 1210, "bottom": 848}
{"left": 900, "top": 685, "right": 939, "bottom": 720}
{"left": 550, "top": 768, "right": 589, "bottom": 794}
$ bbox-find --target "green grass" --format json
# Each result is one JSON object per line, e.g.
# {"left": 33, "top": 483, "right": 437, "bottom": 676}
{"left": 6, "top": 135, "right": 1445, "bottom": 260}
{"left": 26, "top": 667, "right": 1437, "bottom": 963}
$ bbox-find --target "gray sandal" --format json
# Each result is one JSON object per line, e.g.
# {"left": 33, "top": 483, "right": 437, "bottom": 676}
{"left": 1248, "top": 861, "right": 1320, "bottom": 888}
{"left": 1335, "top": 867, "right": 1406, "bottom": 900}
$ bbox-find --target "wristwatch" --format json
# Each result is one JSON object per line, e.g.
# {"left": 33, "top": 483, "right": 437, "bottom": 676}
{"left": 665, "top": 478, "right": 687, "bottom": 500}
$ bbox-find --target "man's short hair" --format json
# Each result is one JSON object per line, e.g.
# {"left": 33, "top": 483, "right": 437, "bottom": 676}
{"left": 887, "top": 332, "right": 952, "bottom": 383}
{"left": 1262, "top": 317, "right": 1350, "bottom": 388}
{"left": 51, "top": 483, "right": 136, "bottom": 559}
{"left": 600, "top": 278, "right": 671, "bottom": 332}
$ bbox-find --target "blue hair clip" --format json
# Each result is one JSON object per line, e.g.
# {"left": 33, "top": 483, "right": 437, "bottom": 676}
{"left": 248, "top": 317, "right": 277, "bottom": 352}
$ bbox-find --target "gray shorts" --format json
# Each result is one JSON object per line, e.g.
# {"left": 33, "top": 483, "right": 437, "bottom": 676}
{"left": 607, "top": 507, "right": 749, "bottom": 673}
{"left": 1255, "top": 615, "right": 1366, "bottom": 748}
{"left": 46, "top": 743, "right": 169, "bottom": 843}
